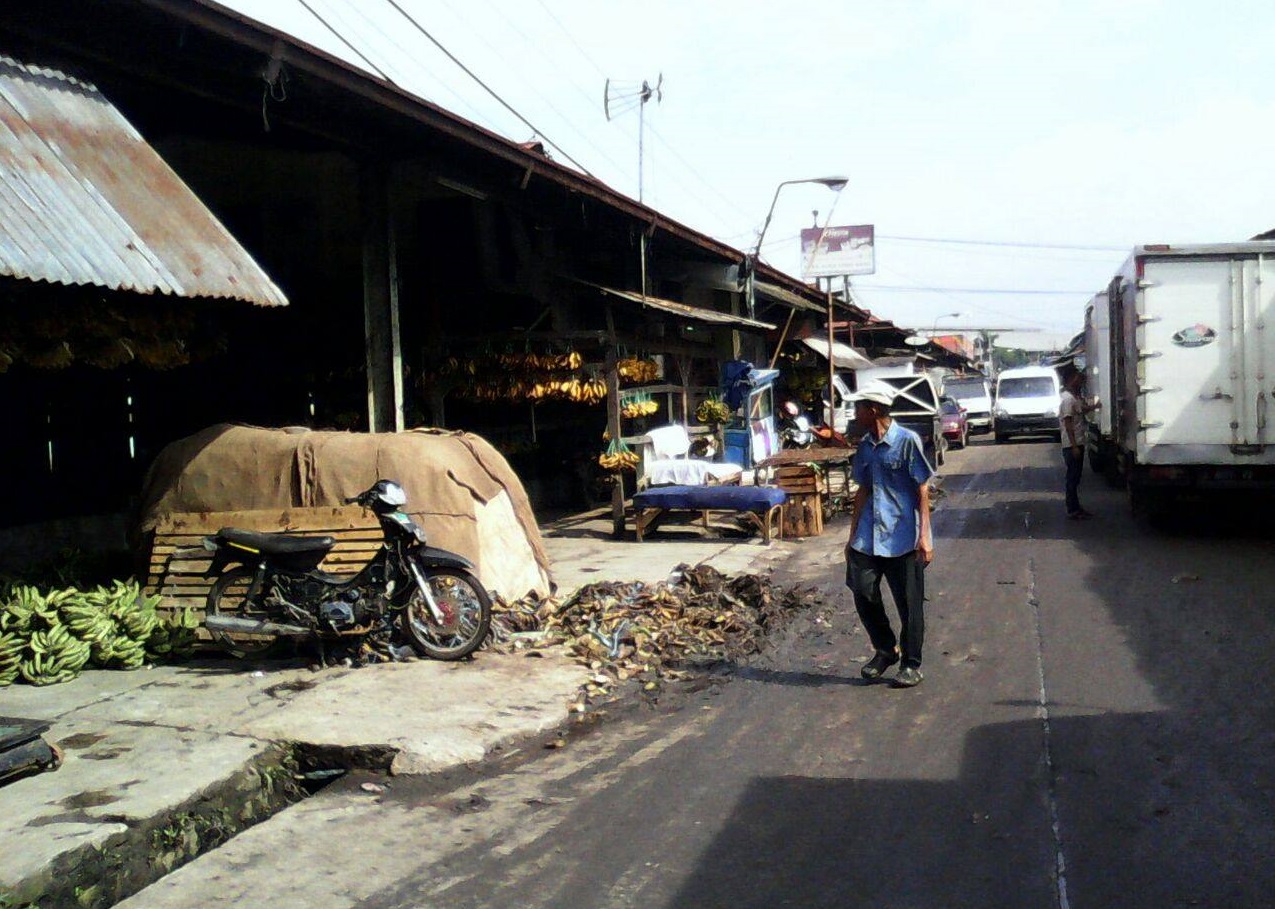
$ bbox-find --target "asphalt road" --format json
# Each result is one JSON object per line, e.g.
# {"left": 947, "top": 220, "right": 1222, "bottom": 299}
{"left": 125, "top": 437, "right": 1275, "bottom": 909}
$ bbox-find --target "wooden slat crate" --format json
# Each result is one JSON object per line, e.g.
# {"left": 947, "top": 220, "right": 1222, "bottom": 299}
{"left": 772, "top": 466, "right": 824, "bottom": 537}
{"left": 143, "top": 506, "right": 383, "bottom": 622}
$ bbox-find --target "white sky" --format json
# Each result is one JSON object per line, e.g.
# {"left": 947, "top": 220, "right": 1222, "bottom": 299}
{"left": 222, "top": 0, "right": 1275, "bottom": 342}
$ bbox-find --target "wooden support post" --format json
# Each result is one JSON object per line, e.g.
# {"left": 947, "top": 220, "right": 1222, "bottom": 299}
{"left": 676, "top": 355, "right": 692, "bottom": 425}
{"left": 605, "top": 305, "right": 625, "bottom": 537}
{"left": 360, "top": 164, "right": 404, "bottom": 433}
{"left": 768, "top": 306, "right": 798, "bottom": 369}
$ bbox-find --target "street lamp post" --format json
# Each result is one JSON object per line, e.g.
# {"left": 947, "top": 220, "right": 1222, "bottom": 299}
{"left": 931, "top": 311, "right": 963, "bottom": 335}
{"left": 745, "top": 176, "right": 848, "bottom": 318}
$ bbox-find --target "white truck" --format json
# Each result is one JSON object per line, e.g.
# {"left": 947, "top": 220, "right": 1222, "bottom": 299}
{"left": 1086, "top": 242, "right": 1275, "bottom": 513}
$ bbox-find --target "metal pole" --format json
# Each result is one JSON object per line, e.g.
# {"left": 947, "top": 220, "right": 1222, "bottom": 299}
{"left": 638, "top": 96, "right": 645, "bottom": 203}
{"left": 826, "top": 283, "right": 835, "bottom": 424}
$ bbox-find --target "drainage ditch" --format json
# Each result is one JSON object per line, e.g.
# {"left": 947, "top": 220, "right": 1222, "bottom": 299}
{"left": 8, "top": 741, "right": 362, "bottom": 909}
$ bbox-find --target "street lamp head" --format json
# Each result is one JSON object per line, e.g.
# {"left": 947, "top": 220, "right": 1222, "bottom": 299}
{"left": 745, "top": 174, "right": 849, "bottom": 314}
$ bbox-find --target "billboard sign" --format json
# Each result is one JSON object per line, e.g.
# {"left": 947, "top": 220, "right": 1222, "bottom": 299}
{"left": 800, "top": 224, "right": 875, "bottom": 278}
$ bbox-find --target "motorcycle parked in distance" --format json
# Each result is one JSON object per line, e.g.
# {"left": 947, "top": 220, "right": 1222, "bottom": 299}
{"left": 779, "top": 400, "right": 816, "bottom": 449}
{"left": 198, "top": 480, "right": 492, "bottom": 662}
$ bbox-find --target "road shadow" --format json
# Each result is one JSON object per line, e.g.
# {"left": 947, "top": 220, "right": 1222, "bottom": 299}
{"left": 663, "top": 709, "right": 1272, "bottom": 909}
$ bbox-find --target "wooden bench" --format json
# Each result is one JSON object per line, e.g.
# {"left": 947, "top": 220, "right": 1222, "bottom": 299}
{"left": 630, "top": 485, "right": 787, "bottom": 543}
{"left": 142, "top": 506, "right": 382, "bottom": 625}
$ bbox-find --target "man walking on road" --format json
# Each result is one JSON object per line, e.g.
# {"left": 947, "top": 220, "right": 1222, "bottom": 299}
{"left": 1060, "top": 369, "right": 1096, "bottom": 519}
{"left": 844, "top": 381, "right": 935, "bottom": 687}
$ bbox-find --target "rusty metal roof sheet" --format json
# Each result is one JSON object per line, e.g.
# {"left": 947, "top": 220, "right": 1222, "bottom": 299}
{"left": 594, "top": 285, "right": 776, "bottom": 332}
{"left": 0, "top": 55, "right": 287, "bottom": 306}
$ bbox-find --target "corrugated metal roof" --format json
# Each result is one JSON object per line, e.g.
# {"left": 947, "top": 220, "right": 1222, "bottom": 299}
{"left": 594, "top": 285, "right": 776, "bottom": 332}
{"left": 800, "top": 337, "right": 875, "bottom": 370}
{"left": 755, "top": 281, "right": 826, "bottom": 314}
{"left": 0, "top": 55, "right": 287, "bottom": 306}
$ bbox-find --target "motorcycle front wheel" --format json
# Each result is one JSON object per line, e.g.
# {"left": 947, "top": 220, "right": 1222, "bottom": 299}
{"left": 206, "top": 567, "right": 279, "bottom": 659}
{"left": 400, "top": 568, "right": 492, "bottom": 660}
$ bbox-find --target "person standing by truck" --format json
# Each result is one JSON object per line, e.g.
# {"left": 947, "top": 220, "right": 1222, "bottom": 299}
{"left": 1060, "top": 369, "right": 1096, "bottom": 519}
{"left": 843, "top": 382, "right": 935, "bottom": 688}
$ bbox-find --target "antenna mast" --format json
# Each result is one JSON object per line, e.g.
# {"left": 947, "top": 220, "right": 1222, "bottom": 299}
{"left": 604, "top": 74, "right": 663, "bottom": 202}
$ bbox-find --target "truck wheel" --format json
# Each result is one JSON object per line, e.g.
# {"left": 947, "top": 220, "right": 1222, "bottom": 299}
{"left": 994, "top": 432, "right": 1007, "bottom": 444}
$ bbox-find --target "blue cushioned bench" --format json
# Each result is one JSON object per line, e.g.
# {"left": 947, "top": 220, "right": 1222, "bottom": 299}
{"left": 631, "top": 484, "right": 787, "bottom": 543}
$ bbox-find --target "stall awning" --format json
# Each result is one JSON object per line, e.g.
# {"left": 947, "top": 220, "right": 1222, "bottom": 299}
{"left": 595, "top": 285, "right": 776, "bottom": 331}
{"left": 800, "top": 337, "right": 875, "bottom": 370}
{"left": 754, "top": 281, "right": 825, "bottom": 314}
{"left": 0, "top": 55, "right": 287, "bottom": 306}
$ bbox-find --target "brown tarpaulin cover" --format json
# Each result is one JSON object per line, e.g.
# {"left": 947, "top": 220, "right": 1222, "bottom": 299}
{"left": 134, "top": 425, "right": 550, "bottom": 596}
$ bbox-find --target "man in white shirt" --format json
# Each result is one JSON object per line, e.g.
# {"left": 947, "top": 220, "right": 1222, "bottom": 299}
{"left": 1059, "top": 369, "right": 1096, "bottom": 519}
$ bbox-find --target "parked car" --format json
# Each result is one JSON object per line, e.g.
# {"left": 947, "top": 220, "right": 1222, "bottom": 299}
{"left": 940, "top": 395, "right": 969, "bottom": 449}
{"left": 943, "top": 374, "right": 993, "bottom": 435}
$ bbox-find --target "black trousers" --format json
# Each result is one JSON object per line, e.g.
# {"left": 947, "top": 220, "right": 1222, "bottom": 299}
{"left": 846, "top": 548, "right": 925, "bottom": 668}
{"left": 1063, "top": 447, "right": 1084, "bottom": 514}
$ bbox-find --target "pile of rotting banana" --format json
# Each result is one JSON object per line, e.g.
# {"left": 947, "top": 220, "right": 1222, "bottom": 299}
{"left": 491, "top": 564, "right": 824, "bottom": 710}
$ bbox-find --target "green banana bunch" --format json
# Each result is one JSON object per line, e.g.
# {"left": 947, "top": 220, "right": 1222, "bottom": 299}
{"left": 0, "top": 585, "right": 43, "bottom": 634}
{"left": 0, "top": 630, "right": 22, "bottom": 687}
{"left": 0, "top": 577, "right": 183, "bottom": 683}
{"left": 147, "top": 607, "right": 199, "bottom": 662}
{"left": 18, "top": 625, "right": 85, "bottom": 686}
{"left": 105, "top": 637, "right": 147, "bottom": 670}
{"left": 60, "top": 598, "right": 115, "bottom": 646}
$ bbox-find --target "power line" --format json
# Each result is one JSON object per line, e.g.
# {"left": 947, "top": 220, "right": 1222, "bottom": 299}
{"left": 295, "top": 0, "right": 393, "bottom": 81}
{"left": 855, "top": 285, "right": 1094, "bottom": 295}
{"left": 525, "top": 0, "right": 755, "bottom": 224}
{"left": 381, "top": 0, "right": 596, "bottom": 176}
{"left": 863, "top": 261, "right": 1073, "bottom": 331}
{"left": 423, "top": 0, "right": 643, "bottom": 180}
{"left": 311, "top": 0, "right": 499, "bottom": 129}
{"left": 757, "top": 228, "right": 1126, "bottom": 255}
{"left": 877, "top": 234, "right": 1127, "bottom": 252}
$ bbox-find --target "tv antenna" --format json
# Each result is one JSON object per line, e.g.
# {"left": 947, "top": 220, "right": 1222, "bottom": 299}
{"left": 604, "top": 74, "right": 663, "bottom": 202}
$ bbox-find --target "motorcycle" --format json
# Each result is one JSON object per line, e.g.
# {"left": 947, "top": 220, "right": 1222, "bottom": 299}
{"left": 197, "top": 480, "right": 492, "bottom": 662}
{"left": 779, "top": 401, "right": 816, "bottom": 449}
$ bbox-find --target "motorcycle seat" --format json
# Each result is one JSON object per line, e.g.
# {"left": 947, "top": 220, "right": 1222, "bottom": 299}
{"left": 216, "top": 528, "right": 336, "bottom": 556}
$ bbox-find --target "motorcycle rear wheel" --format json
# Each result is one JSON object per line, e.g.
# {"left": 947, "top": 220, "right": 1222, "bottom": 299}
{"left": 400, "top": 568, "right": 492, "bottom": 661}
{"left": 206, "top": 567, "right": 279, "bottom": 659}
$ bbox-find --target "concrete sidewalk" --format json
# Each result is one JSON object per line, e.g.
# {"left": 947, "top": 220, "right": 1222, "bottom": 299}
{"left": 1, "top": 511, "right": 801, "bottom": 908}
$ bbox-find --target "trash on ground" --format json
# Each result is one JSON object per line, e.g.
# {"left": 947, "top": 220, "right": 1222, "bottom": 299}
{"left": 491, "top": 564, "right": 824, "bottom": 710}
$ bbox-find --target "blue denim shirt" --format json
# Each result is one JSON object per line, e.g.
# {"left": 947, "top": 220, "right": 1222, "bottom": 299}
{"left": 850, "top": 420, "right": 934, "bottom": 558}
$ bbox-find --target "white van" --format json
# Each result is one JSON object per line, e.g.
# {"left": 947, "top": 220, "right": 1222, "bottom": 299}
{"left": 993, "top": 365, "right": 1062, "bottom": 443}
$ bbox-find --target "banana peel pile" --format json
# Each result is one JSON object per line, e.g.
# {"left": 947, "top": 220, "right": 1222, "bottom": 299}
{"left": 491, "top": 565, "right": 823, "bottom": 709}
{"left": 0, "top": 581, "right": 200, "bottom": 687}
